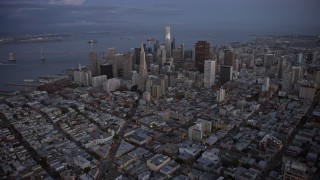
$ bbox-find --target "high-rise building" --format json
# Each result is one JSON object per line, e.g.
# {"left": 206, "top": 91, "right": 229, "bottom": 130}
{"left": 224, "top": 50, "right": 235, "bottom": 69}
{"left": 171, "top": 37, "right": 176, "bottom": 51}
{"left": 160, "top": 45, "right": 166, "bottom": 68}
{"left": 107, "top": 48, "right": 116, "bottom": 59}
{"left": 181, "top": 44, "right": 185, "bottom": 60}
{"left": 262, "top": 77, "right": 270, "bottom": 92}
{"left": 151, "top": 85, "right": 161, "bottom": 99}
{"left": 146, "top": 53, "right": 153, "bottom": 68}
{"left": 264, "top": 54, "right": 275, "bottom": 69}
{"left": 235, "top": 59, "right": 240, "bottom": 72}
{"left": 143, "top": 92, "right": 151, "bottom": 103}
{"left": 195, "top": 41, "right": 210, "bottom": 73}
{"left": 282, "top": 160, "right": 307, "bottom": 180}
{"left": 131, "top": 71, "right": 139, "bottom": 86}
{"left": 168, "top": 72, "right": 177, "bottom": 87}
{"left": 292, "top": 66, "right": 303, "bottom": 84}
{"left": 122, "top": 53, "right": 133, "bottom": 80}
{"left": 220, "top": 65, "right": 233, "bottom": 84}
{"left": 134, "top": 47, "right": 141, "bottom": 65}
{"left": 216, "top": 88, "right": 226, "bottom": 103}
{"left": 188, "top": 70, "right": 199, "bottom": 82}
{"left": 150, "top": 64, "right": 159, "bottom": 76}
{"left": 203, "top": 60, "right": 216, "bottom": 88}
{"left": 282, "top": 70, "right": 293, "bottom": 92}
{"left": 188, "top": 119, "right": 212, "bottom": 142}
{"left": 297, "top": 53, "right": 303, "bottom": 64}
{"left": 172, "top": 49, "right": 183, "bottom": 62}
{"left": 89, "top": 52, "right": 99, "bottom": 77}
{"left": 103, "top": 78, "right": 121, "bottom": 93}
{"left": 165, "top": 26, "right": 171, "bottom": 58}
{"left": 159, "top": 74, "right": 168, "bottom": 95}
{"left": 278, "top": 56, "right": 287, "bottom": 79}
{"left": 92, "top": 75, "right": 107, "bottom": 88}
{"left": 299, "top": 83, "right": 316, "bottom": 99}
{"left": 100, "top": 63, "right": 113, "bottom": 79}
{"left": 73, "top": 69, "right": 92, "bottom": 86}
{"left": 146, "top": 75, "right": 159, "bottom": 93}
{"left": 138, "top": 43, "right": 148, "bottom": 92}
{"left": 306, "top": 53, "right": 313, "bottom": 64}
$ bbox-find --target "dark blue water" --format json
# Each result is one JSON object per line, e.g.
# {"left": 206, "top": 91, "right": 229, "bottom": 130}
{"left": 0, "top": 31, "right": 251, "bottom": 91}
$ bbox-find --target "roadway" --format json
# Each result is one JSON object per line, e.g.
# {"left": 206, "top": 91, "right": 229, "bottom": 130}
{"left": 98, "top": 105, "right": 138, "bottom": 180}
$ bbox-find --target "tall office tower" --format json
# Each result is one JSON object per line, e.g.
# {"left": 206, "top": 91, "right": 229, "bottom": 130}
{"left": 299, "top": 82, "right": 316, "bottom": 99}
{"left": 150, "top": 64, "right": 159, "bottom": 76}
{"left": 103, "top": 78, "right": 121, "bottom": 93}
{"left": 100, "top": 63, "right": 113, "bottom": 79}
{"left": 203, "top": 60, "right": 216, "bottom": 88}
{"left": 168, "top": 72, "right": 177, "bottom": 87}
{"left": 235, "top": 59, "right": 240, "bottom": 72}
{"left": 306, "top": 53, "right": 313, "bottom": 64}
{"left": 151, "top": 85, "right": 161, "bottom": 99}
{"left": 172, "top": 49, "right": 183, "bottom": 62}
{"left": 115, "top": 54, "right": 124, "bottom": 77}
{"left": 282, "top": 71, "right": 293, "bottom": 92}
{"left": 297, "top": 53, "right": 303, "bottom": 64}
{"left": 262, "top": 77, "right": 270, "bottom": 92}
{"left": 154, "top": 40, "right": 160, "bottom": 53}
{"left": 181, "top": 44, "right": 185, "bottom": 60}
{"left": 278, "top": 56, "right": 286, "bottom": 79}
{"left": 171, "top": 37, "right": 176, "bottom": 51}
{"left": 188, "top": 70, "right": 199, "bottom": 82}
{"left": 153, "top": 40, "right": 160, "bottom": 65}
{"left": 292, "top": 66, "right": 303, "bottom": 84}
{"left": 105, "top": 58, "right": 117, "bottom": 78}
{"left": 224, "top": 50, "right": 235, "bottom": 69}
{"left": 138, "top": 43, "right": 148, "bottom": 92}
{"left": 107, "top": 48, "right": 116, "bottom": 59}
{"left": 89, "top": 52, "right": 99, "bottom": 77}
{"left": 165, "top": 26, "right": 171, "bottom": 58}
{"left": 146, "top": 53, "right": 153, "bottom": 68}
{"left": 146, "top": 75, "right": 158, "bottom": 93}
{"left": 92, "top": 75, "right": 107, "bottom": 88}
{"left": 195, "top": 41, "right": 210, "bottom": 73}
{"left": 131, "top": 71, "right": 139, "bottom": 86}
{"left": 192, "top": 46, "right": 196, "bottom": 62}
{"left": 220, "top": 65, "right": 233, "bottom": 84}
{"left": 134, "top": 47, "right": 141, "bottom": 65}
{"left": 282, "top": 161, "right": 308, "bottom": 180}
{"left": 122, "top": 53, "right": 133, "bottom": 80}
{"left": 160, "top": 45, "right": 166, "bottom": 68}
{"left": 74, "top": 69, "right": 92, "bottom": 86}
{"left": 216, "top": 88, "right": 226, "bottom": 103}
{"left": 264, "top": 54, "right": 275, "bottom": 69}
{"left": 159, "top": 74, "right": 168, "bottom": 95}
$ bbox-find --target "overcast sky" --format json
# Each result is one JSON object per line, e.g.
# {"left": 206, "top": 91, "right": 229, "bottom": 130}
{"left": 0, "top": 0, "right": 319, "bottom": 35}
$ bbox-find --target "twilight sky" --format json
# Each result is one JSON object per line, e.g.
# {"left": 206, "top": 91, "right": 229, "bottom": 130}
{"left": 0, "top": 0, "right": 319, "bottom": 36}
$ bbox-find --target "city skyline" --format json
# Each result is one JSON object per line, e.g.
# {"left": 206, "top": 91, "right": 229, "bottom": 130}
{"left": 1, "top": 1, "right": 320, "bottom": 179}
{"left": 0, "top": 0, "right": 319, "bottom": 35}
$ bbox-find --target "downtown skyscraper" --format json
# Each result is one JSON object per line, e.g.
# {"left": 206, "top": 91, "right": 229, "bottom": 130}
{"left": 138, "top": 43, "right": 147, "bottom": 92}
{"left": 165, "top": 26, "right": 171, "bottom": 58}
{"left": 195, "top": 41, "right": 210, "bottom": 73}
{"left": 203, "top": 60, "right": 216, "bottom": 88}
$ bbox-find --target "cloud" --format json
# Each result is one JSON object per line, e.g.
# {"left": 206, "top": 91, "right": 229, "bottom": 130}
{"left": 48, "top": 0, "right": 86, "bottom": 5}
